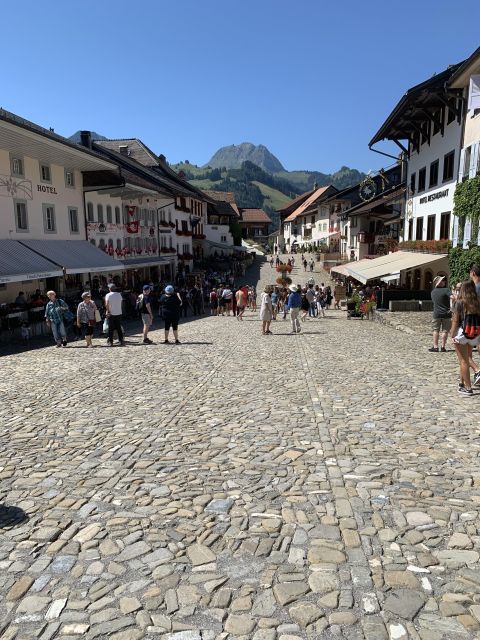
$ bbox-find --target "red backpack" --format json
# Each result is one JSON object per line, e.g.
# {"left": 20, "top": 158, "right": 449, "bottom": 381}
{"left": 463, "top": 313, "right": 480, "bottom": 339}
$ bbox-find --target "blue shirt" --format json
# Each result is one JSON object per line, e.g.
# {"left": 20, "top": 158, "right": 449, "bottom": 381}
{"left": 287, "top": 292, "right": 302, "bottom": 309}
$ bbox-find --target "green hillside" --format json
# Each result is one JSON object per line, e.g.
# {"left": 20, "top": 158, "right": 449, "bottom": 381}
{"left": 170, "top": 154, "right": 364, "bottom": 232}
{"left": 252, "top": 181, "right": 291, "bottom": 210}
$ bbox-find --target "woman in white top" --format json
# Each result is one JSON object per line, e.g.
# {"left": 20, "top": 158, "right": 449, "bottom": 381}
{"left": 259, "top": 286, "right": 273, "bottom": 335}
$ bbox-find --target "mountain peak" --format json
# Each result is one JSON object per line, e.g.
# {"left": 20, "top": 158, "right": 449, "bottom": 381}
{"left": 206, "top": 143, "right": 285, "bottom": 173}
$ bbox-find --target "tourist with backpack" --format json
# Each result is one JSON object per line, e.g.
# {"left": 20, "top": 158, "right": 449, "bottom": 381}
{"left": 451, "top": 280, "right": 480, "bottom": 396}
{"left": 137, "top": 284, "right": 154, "bottom": 344}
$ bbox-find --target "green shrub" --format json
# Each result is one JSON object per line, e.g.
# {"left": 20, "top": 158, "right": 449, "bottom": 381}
{"left": 448, "top": 245, "right": 480, "bottom": 286}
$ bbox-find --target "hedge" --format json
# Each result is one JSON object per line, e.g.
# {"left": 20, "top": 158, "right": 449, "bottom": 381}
{"left": 448, "top": 245, "right": 480, "bottom": 286}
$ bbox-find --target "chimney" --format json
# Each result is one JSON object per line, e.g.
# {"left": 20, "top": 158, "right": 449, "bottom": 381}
{"left": 119, "top": 145, "right": 129, "bottom": 156}
{"left": 80, "top": 131, "right": 92, "bottom": 149}
{"left": 158, "top": 154, "right": 166, "bottom": 163}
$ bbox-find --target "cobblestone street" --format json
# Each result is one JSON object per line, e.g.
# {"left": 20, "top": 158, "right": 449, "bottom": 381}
{"left": 2, "top": 258, "right": 480, "bottom": 640}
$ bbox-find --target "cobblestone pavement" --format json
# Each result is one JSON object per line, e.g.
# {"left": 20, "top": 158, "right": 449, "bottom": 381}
{"left": 2, "top": 258, "right": 480, "bottom": 640}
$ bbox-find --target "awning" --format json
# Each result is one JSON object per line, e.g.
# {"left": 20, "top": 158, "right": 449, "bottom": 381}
{"left": 330, "top": 264, "right": 351, "bottom": 276}
{"left": 19, "top": 239, "right": 123, "bottom": 274}
{"left": 121, "top": 256, "right": 172, "bottom": 269}
{"left": 317, "top": 231, "right": 340, "bottom": 240}
{"left": 0, "top": 239, "right": 62, "bottom": 283}
{"left": 381, "top": 272, "right": 400, "bottom": 283}
{"left": 345, "top": 251, "right": 447, "bottom": 284}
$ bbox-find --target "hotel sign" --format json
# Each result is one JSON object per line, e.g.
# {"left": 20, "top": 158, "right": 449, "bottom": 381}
{"left": 419, "top": 188, "right": 449, "bottom": 205}
{"left": 37, "top": 184, "right": 58, "bottom": 194}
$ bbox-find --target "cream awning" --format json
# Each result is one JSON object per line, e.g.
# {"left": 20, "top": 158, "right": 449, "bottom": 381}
{"left": 344, "top": 251, "right": 447, "bottom": 284}
{"left": 330, "top": 263, "right": 351, "bottom": 276}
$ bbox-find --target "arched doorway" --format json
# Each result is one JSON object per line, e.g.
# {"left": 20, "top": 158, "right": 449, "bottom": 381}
{"left": 424, "top": 270, "right": 433, "bottom": 291}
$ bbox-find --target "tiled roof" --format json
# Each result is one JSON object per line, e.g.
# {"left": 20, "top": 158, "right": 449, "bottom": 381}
{"left": 277, "top": 190, "right": 314, "bottom": 214}
{"left": 96, "top": 139, "right": 158, "bottom": 166}
{"left": 283, "top": 186, "right": 336, "bottom": 223}
{"left": 239, "top": 208, "right": 272, "bottom": 223}
{"left": 203, "top": 191, "right": 240, "bottom": 216}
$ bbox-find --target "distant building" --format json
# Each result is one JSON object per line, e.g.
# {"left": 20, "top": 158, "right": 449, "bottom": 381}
{"left": 238, "top": 208, "right": 272, "bottom": 242}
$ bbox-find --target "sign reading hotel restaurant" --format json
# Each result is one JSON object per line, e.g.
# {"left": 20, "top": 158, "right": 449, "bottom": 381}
{"left": 419, "top": 188, "right": 449, "bottom": 205}
{"left": 37, "top": 184, "right": 58, "bottom": 194}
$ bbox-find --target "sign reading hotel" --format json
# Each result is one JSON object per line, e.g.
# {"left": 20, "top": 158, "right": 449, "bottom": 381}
{"left": 37, "top": 184, "right": 58, "bottom": 194}
{"left": 419, "top": 188, "right": 449, "bottom": 205}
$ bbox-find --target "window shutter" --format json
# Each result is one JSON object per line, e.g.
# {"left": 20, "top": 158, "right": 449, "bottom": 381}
{"left": 468, "top": 75, "right": 480, "bottom": 111}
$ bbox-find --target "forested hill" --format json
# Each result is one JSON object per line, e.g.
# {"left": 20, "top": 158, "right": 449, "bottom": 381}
{"left": 171, "top": 157, "right": 365, "bottom": 231}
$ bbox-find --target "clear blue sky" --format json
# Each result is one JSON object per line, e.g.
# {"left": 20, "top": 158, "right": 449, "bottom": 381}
{"left": 1, "top": 1, "right": 479, "bottom": 174}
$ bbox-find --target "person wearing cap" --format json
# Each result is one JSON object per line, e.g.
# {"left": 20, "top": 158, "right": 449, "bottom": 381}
{"left": 159, "top": 285, "right": 182, "bottom": 344}
{"left": 430, "top": 275, "right": 451, "bottom": 352}
{"left": 76, "top": 292, "right": 98, "bottom": 348}
{"left": 139, "top": 284, "right": 154, "bottom": 344}
{"left": 286, "top": 284, "right": 302, "bottom": 334}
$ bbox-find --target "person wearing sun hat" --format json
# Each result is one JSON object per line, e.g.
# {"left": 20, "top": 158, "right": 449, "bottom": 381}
{"left": 287, "top": 284, "right": 302, "bottom": 334}
{"left": 430, "top": 274, "right": 451, "bottom": 352}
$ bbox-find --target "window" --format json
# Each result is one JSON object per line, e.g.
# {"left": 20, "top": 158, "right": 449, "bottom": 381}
{"left": 116, "top": 239, "right": 122, "bottom": 250}
{"left": 97, "top": 204, "right": 104, "bottom": 223}
{"left": 69, "top": 207, "right": 79, "bottom": 233}
{"left": 408, "top": 218, "right": 413, "bottom": 241}
{"left": 463, "top": 146, "right": 472, "bottom": 180}
{"left": 10, "top": 155, "right": 24, "bottom": 177}
{"left": 98, "top": 238, "right": 106, "bottom": 250}
{"left": 221, "top": 235, "right": 227, "bottom": 242}
{"left": 14, "top": 200, "right": 28, "bottom": 231}
{"left": 447, "top": 100, "right": 457, "bottom": 124}
{"left": 87, "top": 202, "right": 94, "bottom": 222}
{"left": 65, "top": 169, "right": 75, "bottom": 187}
{"left": 410, "top": 172, "right": 416, "bottom": 194}
{"left": 432, "top": 109, "right": 443, "bottom": 136}
{"left": 106, "top": 205, "right": 112, "bottom": 223}
{"left": 418, "top": 167, "right": 426, "bottom": 192}
{"left": 90, "top": 238, "right": 96, "bottom": 246}
{"left": 311, "top": 216, "right": 315, "bottom": 225}
{"left": 439, "top": 212, "right": 451, "bottom": 240}
{"left": 416, "top": 217, "right": 423, "bottom": 240}
{"left": 115, "top": 206, "right": 121, "bottom": 223}
{"left": 429, "top": 160, "right": 439, "bottom": 188}
{"left": 427, "top": 215, "right": 436, "bottom": 240}
{"left": 43, "top": 204, "right": 56, "bottom": 232}
{"left": 40, "top": 163, "right": 51, "bottom": 182}
{"left": 443, "top": 150, "right": 455, "bottom": 182}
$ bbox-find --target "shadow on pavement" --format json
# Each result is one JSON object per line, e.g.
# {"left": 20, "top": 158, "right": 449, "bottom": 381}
{"left": 0, "top": 504, "right": 29, "bottom": 529}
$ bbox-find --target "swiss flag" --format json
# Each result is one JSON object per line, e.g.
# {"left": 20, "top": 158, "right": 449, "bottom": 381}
{"left": 126, "top": 221, "right": 140, "bottom": 234}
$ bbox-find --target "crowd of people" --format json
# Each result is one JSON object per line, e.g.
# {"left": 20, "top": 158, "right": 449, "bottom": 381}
{"left": 429, "top": 265, "right": 480, "bottom": 397}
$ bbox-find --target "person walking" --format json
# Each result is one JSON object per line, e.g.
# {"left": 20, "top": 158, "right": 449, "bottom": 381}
{"left": 44, "top": 290, "right": 69, "bottom": 347}
{"left": 300, "top": 289, "right": 310, "bottom": 321}
{"left": 306, "top": 284, "right": 316, "bottom": 318}
{"left": 271, "top": 287, "right": 279, "bottom": 320}
{"left": 138, "top": 284, "right": 154, "bottom": 344}
{"left": 451, "top": 280, "right": 480, "bottom": 396}
{"left": 105, "top": 285, "right": 124, "bottom": 346}
{"left": 259, "top": 286, "right": 273, "bottom": 334}
{"left": 287, "top": 284, "right": 302, "bottom": 334}
{"left": 209, "top": 288, "right": 218, "bottom": 316}
{"left": 316, "top": 288, "right": 326, "bottom": 318}
{"left": 303, "top": 258, "right": 308, "bottom": 272}
{"left": 76, "top": 292, "right": 98, "bottom": 348}
{"left": 236, "top": 286, "right": 247, "bottom": 320}
{"left": 309, "top": 259, "right": 314, "bottom": 272}
{"left": 429, "top": 275, "right": 451, "bottom": 352}
{"left": 159, "top": 284, "right": 182, "bottom": 344}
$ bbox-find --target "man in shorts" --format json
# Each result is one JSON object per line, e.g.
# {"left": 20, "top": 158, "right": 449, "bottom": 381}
{"left": 236, "top": 286, "right": 247, "bottom": 320}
